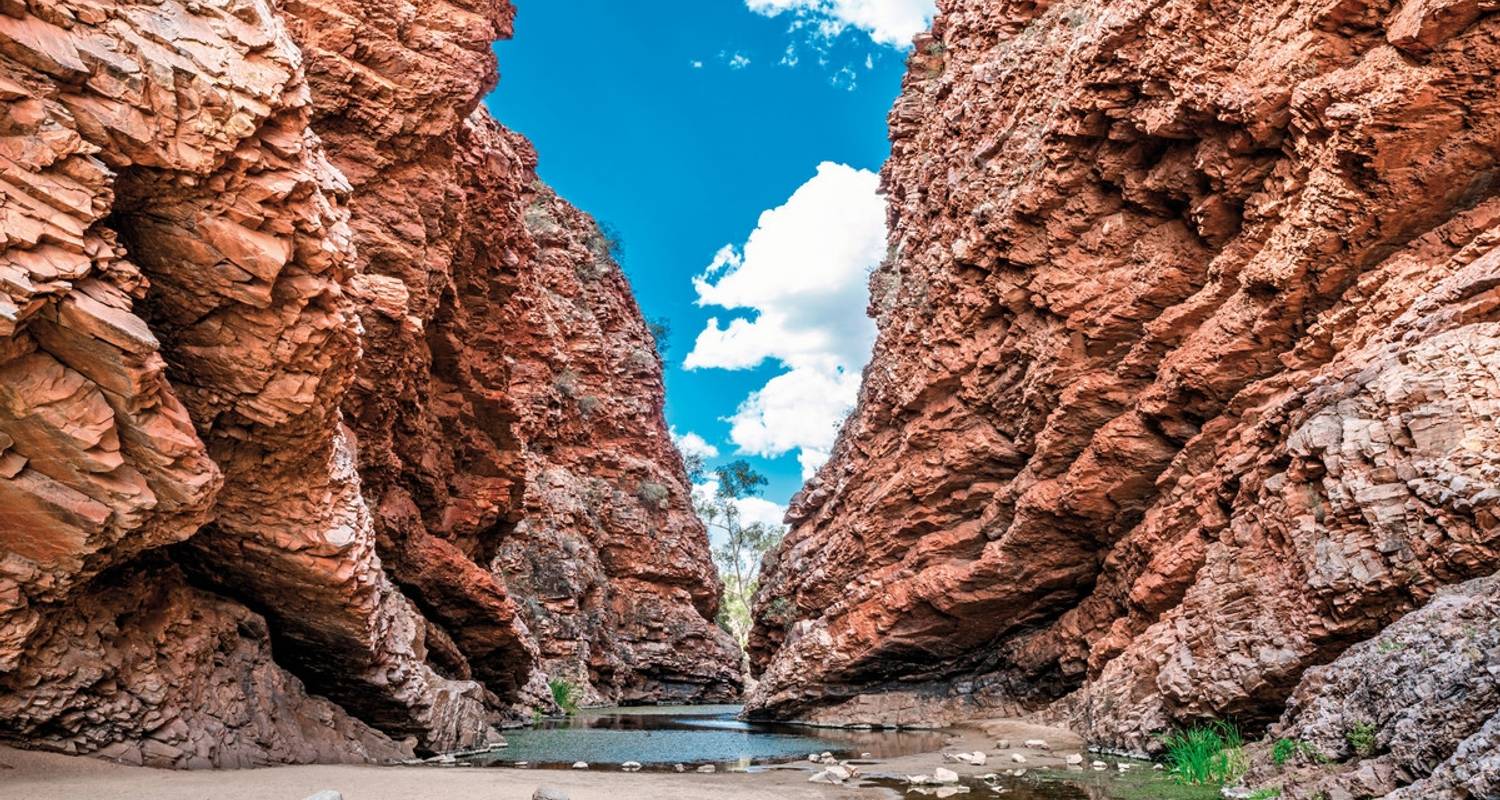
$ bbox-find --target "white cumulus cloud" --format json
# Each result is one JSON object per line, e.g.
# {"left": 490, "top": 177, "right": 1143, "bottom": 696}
{"left": 746, "top": 0, "right": 935, "bottom": 47}
{"left": 671, "top": 428, "right": 721, "bottom": 461}
{"left": 686, "top": 162, "right": 884, "bottom": 479}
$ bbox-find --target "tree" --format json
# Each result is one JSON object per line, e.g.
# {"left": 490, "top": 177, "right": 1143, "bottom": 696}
{"left": 646, "top": 317, "right": 671, "bottom": 358}
{"left": 695, "top": 460, "right": 782, "bottom": 659}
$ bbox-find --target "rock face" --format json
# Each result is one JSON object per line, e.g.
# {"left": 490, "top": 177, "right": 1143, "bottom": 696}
{"left": 1245, "top": 575, "right": 1500, "bottom": 799}
{"left": 0, "top": 0, "right": 733, "bottom": 767}
{"left": 748, "top": 0, "right": 1500, "bottom": 779}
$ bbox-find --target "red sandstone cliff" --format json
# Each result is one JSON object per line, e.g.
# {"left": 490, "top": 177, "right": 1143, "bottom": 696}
{"left": 748, "top": 0, "right": 1500, "bottom": 793}
{"left": 0, "top": 0, "right": 735, "bottom": 767}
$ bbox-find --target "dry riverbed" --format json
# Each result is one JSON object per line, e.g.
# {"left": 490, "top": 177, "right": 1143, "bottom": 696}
{"left": 0, "top": 720, "right": 1184, "bottom": 800}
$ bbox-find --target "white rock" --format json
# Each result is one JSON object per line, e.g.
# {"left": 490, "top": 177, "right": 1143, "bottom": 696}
{"left": 673, "top": 763, "right": 685, "bottom": 772}
{"left": 808, "top": 753, "right": 821, "bottom": 763}
{"left": 304, "top": 793, "right": 342, "bottom": 800}
{"left": 809, "top": 770, "right": 836, "bottom": 784}
{"left": 532, "top": 788, "right": 570, "bottom": 800}
{"left": 696, "top": 764, "right": 716, "bottom": 773}
{"left": 935, "top": 788, "right": 970, "bottom": 798}
{"left": 1154, "top": 763, "right": 1165, "bottom": 770}
{"left": 1092, "top": 760, "right": 1108, "bottom": 769}
{"left": 571, "top": 761, "right": 588, "bottom": 769}
{"left": 1066, "top": 754, "right": 1084, "bottom": 765}
{"left": 905, "top": 774, "right": 933, "bottom": 785}
{"left": 1024, "top": 739, "right": 1050, "bottom": 750}
{"left": 994, "top": 739, "right": 1011, "bottom": 749}
{"left": 934, "top": 767, "right": 961, "bottom": 784}
{"left": 1010, "top": 753, "right": 1027, "bottom": 763}
{"left": 621, "top": 761, "right": 642, "bottom": 772}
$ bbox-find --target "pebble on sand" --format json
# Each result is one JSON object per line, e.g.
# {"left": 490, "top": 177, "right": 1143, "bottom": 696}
{"left": 532, "top": 787, "right": 570, "bottom": 800}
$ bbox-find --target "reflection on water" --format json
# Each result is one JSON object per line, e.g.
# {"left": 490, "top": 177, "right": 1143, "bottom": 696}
{"left": 469, "top": 705, "right": 946, "bottom": 769}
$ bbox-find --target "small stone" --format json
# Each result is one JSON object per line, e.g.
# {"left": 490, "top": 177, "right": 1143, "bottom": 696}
{"left": 674, "top": 763, "right": 685, "bottom": 772}
{"left": 995, "top": 739, "right": 1011, "bottom": 749}
{"left": 808, "top": 753, "right": 820, "bottom": 762}
{"left": 1066, "top": 754, "right": 1084, "bottom": 765}
{"left": 532, "top": 787, "right": 570, "bottom": 800}
{"left": 1023, "top": 739, "right": 1050, "bottom": 750}
{"left": 621, "top": 760, "right": 642, "bottom": 772}
{"left": 934, "top": 767, "right": 960, "bottom": 784}
{"left": 571, "top": 761, "right": 588, "bottom": 769}
{"left": 696, "top": 764, "right": 716, "bottom": 773}
{"left": 304, "top": 793, "right": 342, "bottom": 800}
{"left": 1010, "top": 753, "right": 1026, "bottom": 763}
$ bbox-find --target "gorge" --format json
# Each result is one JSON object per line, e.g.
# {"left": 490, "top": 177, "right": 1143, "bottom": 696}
{"left": 1, "top": 0, "right": 1498, "bottom": 799}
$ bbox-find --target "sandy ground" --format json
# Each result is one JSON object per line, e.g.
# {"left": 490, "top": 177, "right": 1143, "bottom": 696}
{"left": 0, "top": 720, "right": 1086, "bottom": 800}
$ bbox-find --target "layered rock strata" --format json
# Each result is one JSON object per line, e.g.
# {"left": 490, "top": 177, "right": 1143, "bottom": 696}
{"left": 0, "top": 0, "right": 733, "bottom": 766}
{"left": 748, "top": 1, "right": 1500, "bottom": 785}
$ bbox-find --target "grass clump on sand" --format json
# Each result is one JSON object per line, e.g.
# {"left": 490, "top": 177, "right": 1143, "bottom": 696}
{"left": 548, "top": 677, "right": 580, "bottom": 715}
{"left": 1162, "top": 720, "right": 1248, "bottom": 787}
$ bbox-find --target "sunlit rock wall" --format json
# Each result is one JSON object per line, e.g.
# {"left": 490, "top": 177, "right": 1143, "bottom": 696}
{"left": 0, "top": 0, "right": 734, "bottom": 766}
{"left": 748, "top": 6, "right": 1500, "bottom": 792}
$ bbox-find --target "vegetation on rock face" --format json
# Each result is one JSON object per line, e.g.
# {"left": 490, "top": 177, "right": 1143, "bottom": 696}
{"left": 647, "top": 317, "right": 671, "bottom": 358}
{"left": 1271, "top": 737, "right": 1325, "bottom": 767}
{"left": 1345, "top": 721, "right": 1377, "bottom": 758}
{"left": 548, "top": 677, "right": 580, "bottom": 715}
{"left": 1162, "top": 721, "right": 1247, "bottom": 787}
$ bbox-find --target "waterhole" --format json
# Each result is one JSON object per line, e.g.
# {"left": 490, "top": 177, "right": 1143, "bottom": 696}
{"left": 466, "top": 705, "right": 947, "bottom": 770}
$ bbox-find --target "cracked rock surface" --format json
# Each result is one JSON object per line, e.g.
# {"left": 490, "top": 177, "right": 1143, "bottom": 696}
{"left": 748, "top": 3, "right": 1500, "bottom": 795}
{"left": 0, "top": 0, "right": 733, "bottom": 766}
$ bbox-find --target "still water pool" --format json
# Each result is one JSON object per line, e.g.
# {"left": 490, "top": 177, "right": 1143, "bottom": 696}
{"left": 468, "top": 705, "right": 946, "bottom": 770}
{"left": 468, "top": 706, "right": 1220, "bottom": 800}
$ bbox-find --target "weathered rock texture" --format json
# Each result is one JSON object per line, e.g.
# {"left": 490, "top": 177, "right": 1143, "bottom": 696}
{"left": 748, "top": 0, "right": 1500, "bottom": 784}
{"left": 0, "top": 0, "right": 732, "bottom": 767}
{"left": 1245, "top": 575, "right": 1500, "bottom": 799}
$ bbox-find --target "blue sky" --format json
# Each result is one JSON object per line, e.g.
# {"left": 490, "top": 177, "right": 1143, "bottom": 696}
{"left": 487, "top": 0, "right": 930, "bottom": 516}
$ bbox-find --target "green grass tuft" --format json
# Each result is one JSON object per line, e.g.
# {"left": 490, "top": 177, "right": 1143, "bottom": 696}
{"left": 1162, "top": 720, "right": 1248, "bottom": 787}
{"left": 1347, "top": 721, "right": 1377, "bottom": 757}
{"left": 1271, "top": 737, "right": 1327, "bottom": 767}
{"left": 548, "top": 677, "right": 580, "bottom": 715}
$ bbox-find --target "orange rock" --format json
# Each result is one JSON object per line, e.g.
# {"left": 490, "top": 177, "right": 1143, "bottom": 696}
{"left": 748, "top": 0, "right": 1500, "bottom": 767}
